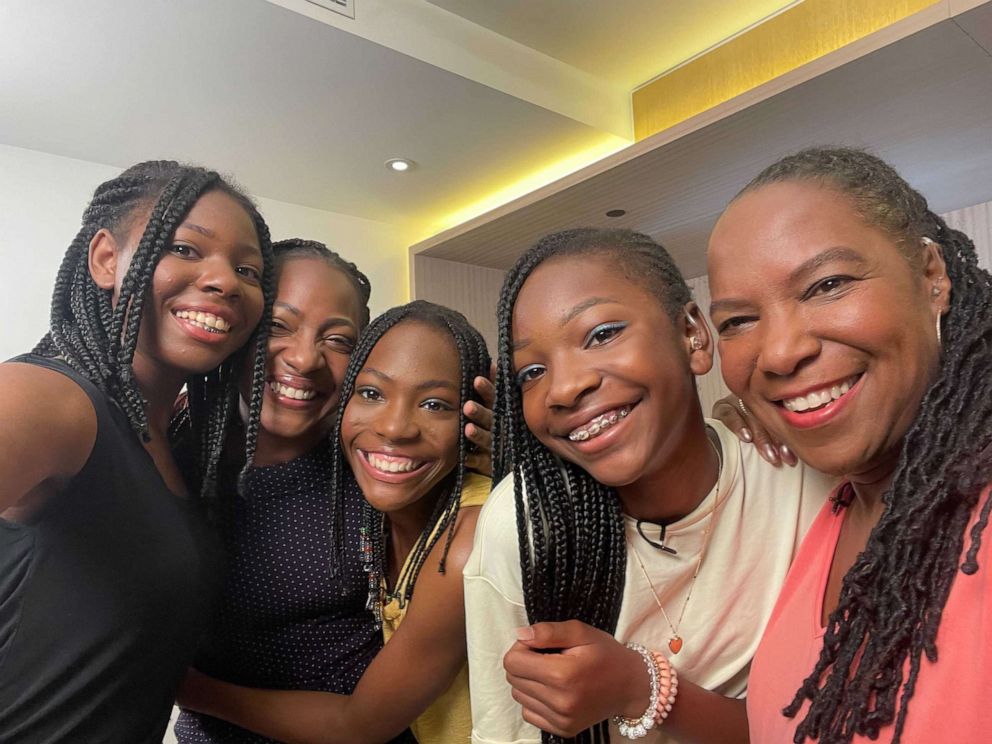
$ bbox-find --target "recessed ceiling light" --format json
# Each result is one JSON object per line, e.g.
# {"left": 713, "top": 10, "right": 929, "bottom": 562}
{"left": 385, "top": 158, "right": 415, "bottom": 172}
{"left": 606, "top": 209, "right": 626, "bottom": 218}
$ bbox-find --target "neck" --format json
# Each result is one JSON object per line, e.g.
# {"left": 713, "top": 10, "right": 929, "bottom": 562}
{"left": 244, "top": 400, "right": 330, "bottom": 467}
{"left": 130, "top": 353, "right": 186, "bottom": 438}
{"left": 386, "top": 483, "right": 448, "bottom": 574}
{"left": 846, "top": 452, "right": 900, "bottom": 523}
{"left": 618, "top": 416, "right": 719, "bottom": 522}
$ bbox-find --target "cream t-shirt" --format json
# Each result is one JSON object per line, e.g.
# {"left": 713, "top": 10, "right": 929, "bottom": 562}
{"left": 463, "top": 420, "right": 834, "bottom": 744}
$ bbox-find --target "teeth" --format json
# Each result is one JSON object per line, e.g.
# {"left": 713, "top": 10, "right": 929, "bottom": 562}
{"left": 568, "top": 406, "right": 632, "bottom": 442}
{"left": 175, "top": 310, "right": 231, "bottom": 333}
{"left": 268, "top": 381, "right": 317, "bottom": 401}
{"left": 783, "top": 378, "right": 855, "bottom": 413}
{"left": 365, "top": 452, "right": 422, "bottom": 473}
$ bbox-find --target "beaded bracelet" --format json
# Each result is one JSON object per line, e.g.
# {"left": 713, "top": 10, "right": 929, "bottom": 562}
{"left": 651, "top": 651, "right": 679, "bottom": 726}
{"left": 612, "top": 643, "right": 659, "bottom": 739}
{"left": 612, "top": 643, "right": 680, "bottom": 740}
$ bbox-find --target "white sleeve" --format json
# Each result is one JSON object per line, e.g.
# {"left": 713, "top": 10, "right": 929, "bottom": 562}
{"left": 464, "top": 475, "right": 542, "bottom": 744}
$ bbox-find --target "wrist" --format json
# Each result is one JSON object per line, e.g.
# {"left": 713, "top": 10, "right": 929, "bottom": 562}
{"left": 619, "top": 645, "right": 653, "bottom": 718}
{"left": 612, "top": 644, "right": 680, "bottom": 740}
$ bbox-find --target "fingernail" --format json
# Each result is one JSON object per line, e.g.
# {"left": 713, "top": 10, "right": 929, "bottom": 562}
{"left": 740, "top": 427, "right": 753, "bottom": 443}
{"left": 781, "top": 444, "right": 796, "bottom": 464}
{"left": 515, "top": 625, "right": 535, "bottom": 641}
{"left": 763, "top": 444, "right": 780, "bottom": 464}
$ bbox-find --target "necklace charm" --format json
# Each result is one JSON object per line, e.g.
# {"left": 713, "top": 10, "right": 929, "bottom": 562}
{"left": 668, "top": 636, "right": 683, "bottom": 654}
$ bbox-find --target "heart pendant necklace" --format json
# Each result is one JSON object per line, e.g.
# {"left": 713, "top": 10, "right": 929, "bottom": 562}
{"left": 627, "top": 438, "right": 721, "bottom": 655}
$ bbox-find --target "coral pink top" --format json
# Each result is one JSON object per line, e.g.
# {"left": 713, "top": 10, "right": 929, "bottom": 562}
{"left": 748, "top": 485, "right": 992, "bottom": 743}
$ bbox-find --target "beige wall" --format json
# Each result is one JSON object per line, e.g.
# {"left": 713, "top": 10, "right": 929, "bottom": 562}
{"left": 413, "top": 254, "right": 505, "bottom": 354}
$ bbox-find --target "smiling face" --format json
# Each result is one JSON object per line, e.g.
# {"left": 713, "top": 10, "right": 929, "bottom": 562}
{"left": 259, "top": 257, "right": 365, "bottom": 455}
{"left": 106, "top": 189, "right": 266, "bottom": 379}
{"left": 341, "top": 320, "right": 463, "bottom": 517}
{"left": 708, "top": 180, "right": 947, "bottom": 480}
{"left": 511, "top": 254, "right": 711, "bottom": 490}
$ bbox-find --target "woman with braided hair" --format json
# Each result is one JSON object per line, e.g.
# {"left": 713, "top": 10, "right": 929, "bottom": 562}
{"left": 466, "top": 227, "right": 834, "bottom": 744}
{"left": 707, "top": 147, "right": 992, "bottom": 743}
{"left": 178, "top": 300, "right": 495, "bottom": 744}
{"left": 0, "top": 161, "right": 274, "bottom": 743}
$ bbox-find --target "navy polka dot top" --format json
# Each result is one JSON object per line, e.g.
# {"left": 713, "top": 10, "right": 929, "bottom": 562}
{"left": 175, "top": 444, "right": 381, "bottom": 743}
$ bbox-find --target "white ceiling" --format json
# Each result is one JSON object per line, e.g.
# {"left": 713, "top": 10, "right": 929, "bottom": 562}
{"left": 415, "top": 4, "right": 992, "bottom": 278}
{"left": 0, "top": 0, "right": 805, "bottom": 239}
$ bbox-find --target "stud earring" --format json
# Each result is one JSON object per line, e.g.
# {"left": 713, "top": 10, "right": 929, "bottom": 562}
{"left": 690, "top": 336, "right": 703, "bottom": 351}
{"left": 932, "top": 285, "right": 941, "bottom": 297}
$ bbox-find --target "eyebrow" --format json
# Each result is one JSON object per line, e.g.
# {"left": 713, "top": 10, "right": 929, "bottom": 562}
{"left": 512, "top": 296, "right": 619, "bottom": 351}
{"left": 273, "top": 302, "right": 358, "bottom": 331}
{"left": 179, "top": 222, "right": 215, "bottom": 238}
{"left": 360, "top": 368, "right": 457, "bottom": 391}
{"left": 710, "top": 247, "right": 868, "bottom": 315}
{"left": 788, "top": 246, "right": 868, "bottom": 283}
{"left": 177, "top": 222, "right": 261, "bottom": 257}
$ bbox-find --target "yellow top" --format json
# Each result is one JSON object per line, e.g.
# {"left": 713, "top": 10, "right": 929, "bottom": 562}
{"left": 381, "top": 473, "right": 490, "bottom": 744}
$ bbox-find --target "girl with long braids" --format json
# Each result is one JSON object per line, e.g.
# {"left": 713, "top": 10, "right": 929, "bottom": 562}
{"left": 707, "top": 147, "right": 992, "bottom": 743}
{"left": 174, "top": 246, "right": 495, "bottom": 744}
{"left": 0, "top": 161, "right": 274, "bottom": 743}
{"left": 467, "top": 228, "right": 834, "bottom": 744}
{"left": 178, "top": 300, "right": 494, "bottom": 744}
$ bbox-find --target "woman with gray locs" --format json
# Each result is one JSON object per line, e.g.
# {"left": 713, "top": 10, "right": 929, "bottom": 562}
{"left": 708, "top": 146, "right": 992, "bottom": 743}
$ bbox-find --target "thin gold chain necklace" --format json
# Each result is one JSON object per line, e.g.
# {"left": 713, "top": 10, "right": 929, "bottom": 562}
{"left": 627, "top": 438, "right": 722, "bottom": 655}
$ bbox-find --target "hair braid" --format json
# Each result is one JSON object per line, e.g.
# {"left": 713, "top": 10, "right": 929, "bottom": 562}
{"left": 493, "top": 228, "right": 693, "bottom": 744}
{"left": 327, "top": 300, "right": 490, "bottom": 625}
{"left": 37, "top": 161, "right": 275, "bottom": 504}
{"left": 740, "top": 147, "right": 992, "bottom": 743}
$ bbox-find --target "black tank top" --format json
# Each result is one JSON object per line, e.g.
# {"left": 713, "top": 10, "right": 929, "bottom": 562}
{"left": 0, "top": 355, "right": 218, "bottom": 743}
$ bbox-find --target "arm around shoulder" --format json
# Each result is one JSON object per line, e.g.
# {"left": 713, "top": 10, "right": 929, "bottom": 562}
{"left": 180, "top": 505, "right": 483, "bottom": 744}
{"left": 0, "top": 362, "right": 97, "bottom": 515}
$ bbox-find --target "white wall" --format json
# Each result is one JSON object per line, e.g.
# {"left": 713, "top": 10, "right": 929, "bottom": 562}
{"left": 0, "top": 144, "right": 409, "bottom": 362}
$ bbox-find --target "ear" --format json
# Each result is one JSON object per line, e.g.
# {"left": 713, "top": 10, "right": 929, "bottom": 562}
{"left": 88, "top": 228, "right": 122, "bottom": 291}
{"left": 682, "top": 301, "right": 714, "bottom": 376}
{"left": 921, "top": 238, "right": 950, "bottom": 320}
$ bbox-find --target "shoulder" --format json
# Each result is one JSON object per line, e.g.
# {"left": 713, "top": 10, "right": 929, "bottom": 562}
{"left": 708, "top": 418, "right": 836, "bottom": 505}
{"left": 463, "top": 474, "right": 523, "bottom": 591}
{"left": 0, "top": 361, "right": 99, "bottom": 507}
{"left": 460, "top": 473, "right": 491, "bottom": 508}
{"left": 0, "top": 361, "right": 98, "bottom": 442}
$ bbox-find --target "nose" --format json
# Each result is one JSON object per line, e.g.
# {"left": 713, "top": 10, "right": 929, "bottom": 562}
{"left": 756, "top": 308, "right": 821, "bottom": 377}
{"left": 372, "top": 400, "right": 419, "bottom": 442}
{"left": 545, "top": 359, "right": 601, "bottom": 410}
{"left": 196, "top": 256, "right": 242, "bottom": 298}
{"left": 281, "top": 333, "right": 325, "bottom": 375}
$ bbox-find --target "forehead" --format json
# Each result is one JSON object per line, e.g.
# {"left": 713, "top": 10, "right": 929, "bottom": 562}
{"left": 182, "top": 189, "right": 258, "bottom": 243}
{"left": 364, "top": 320, "right": 460, "bottom": 382}
{"left": 707, "top": 181, "right": 900, "bottom": 294}
{"left": 513, "top": 254, "right": 659, "bottom": 332}
{"left": 275, "top": 258, "right": 363, "bottom": 315}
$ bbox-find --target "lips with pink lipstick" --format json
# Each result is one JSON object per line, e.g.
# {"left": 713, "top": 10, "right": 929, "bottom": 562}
{"left": 777, "top": 375, "right": 861, "bottom": 413}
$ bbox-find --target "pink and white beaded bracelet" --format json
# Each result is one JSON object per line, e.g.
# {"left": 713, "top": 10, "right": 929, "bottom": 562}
{"left": 611, "top": 643, "right": 679, "bottom": 740}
